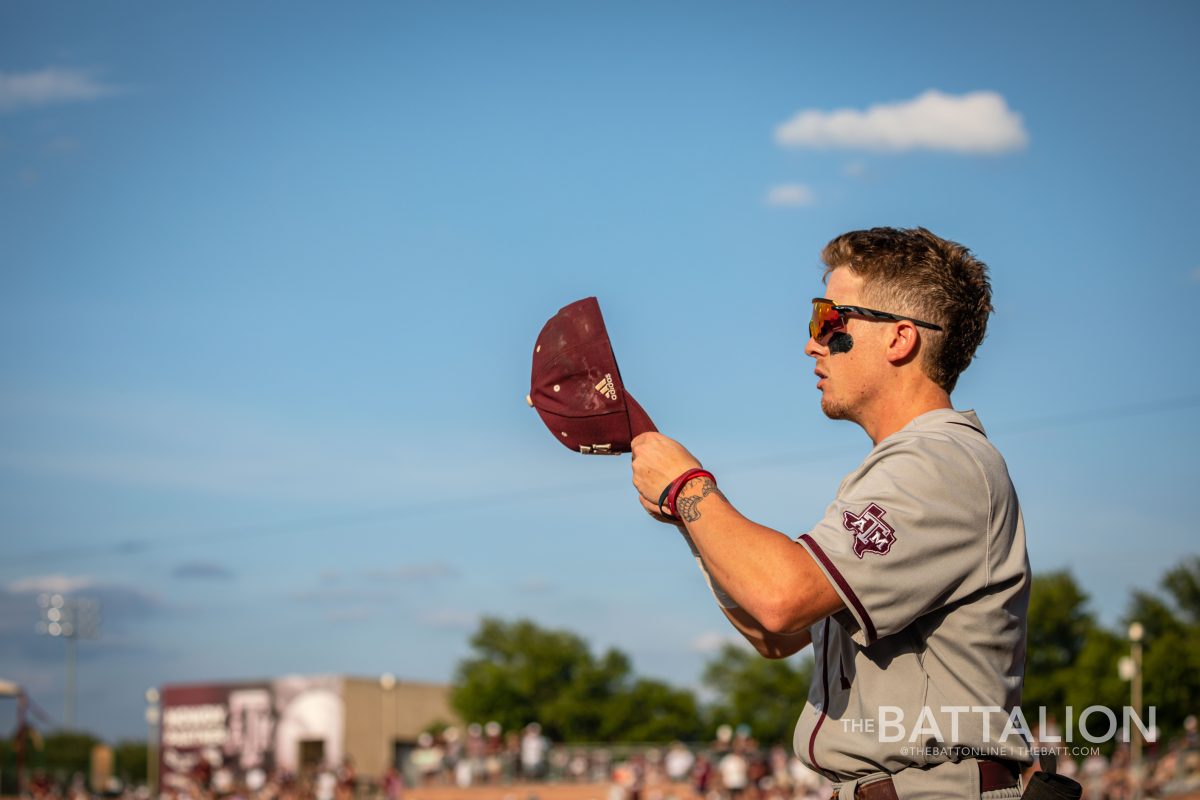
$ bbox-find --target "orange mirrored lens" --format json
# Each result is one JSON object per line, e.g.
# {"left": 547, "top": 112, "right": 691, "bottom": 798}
{"left": 809, "top": 299, "right": 842, "bottom": 341}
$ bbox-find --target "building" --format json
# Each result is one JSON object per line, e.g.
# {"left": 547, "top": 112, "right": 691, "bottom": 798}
{"left": 158, "top": 674, "right": 455, "bottom": 790}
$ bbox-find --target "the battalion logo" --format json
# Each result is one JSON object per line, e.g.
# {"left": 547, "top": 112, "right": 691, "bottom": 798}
{"left": 842, "top": 502, "right": 897, "bottom": 558}
{"left": 595, "top": 373, "right": 618, "bottom": 401}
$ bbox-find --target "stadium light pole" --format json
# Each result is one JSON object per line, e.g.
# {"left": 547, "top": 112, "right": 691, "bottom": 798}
{"left": 380, "top": 673, "right": 396, "bottom": 775}
{"left": 1128, "top": 621, "right": 1144, "bottom": 800}
{"left": 146, "top": 688, "right": 161, "bottom": 797}
{"left": 37, "top": 594, "right": 101, "bottom": 730}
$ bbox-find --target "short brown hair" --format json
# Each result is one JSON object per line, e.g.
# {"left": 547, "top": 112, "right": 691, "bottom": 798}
{"left": 821, "top": 227, "right": 993, "bottom": 393}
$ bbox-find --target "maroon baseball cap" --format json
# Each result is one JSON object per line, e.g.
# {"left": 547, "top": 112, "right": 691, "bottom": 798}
{"left": 528, "top": 297, "right": 656, "bottom": 454}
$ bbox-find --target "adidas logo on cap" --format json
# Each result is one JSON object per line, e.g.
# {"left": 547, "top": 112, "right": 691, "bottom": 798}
{"left": 595, "top": 374, "right": 618, "bottom": 401}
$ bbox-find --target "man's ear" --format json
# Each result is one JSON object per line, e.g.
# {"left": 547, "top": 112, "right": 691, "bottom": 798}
{"left": 885, "top": 321, "right": 921, "bottom": 365}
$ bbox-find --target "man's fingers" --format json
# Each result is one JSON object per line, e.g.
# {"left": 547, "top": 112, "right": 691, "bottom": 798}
{"left": 639, "top": 494, "right": 677, "bottom": 524}
{"left": 631, "top": 431, "right": 657, "bottom": 448}
{"left": 630, "top": 431, "right": 703, "bottom": 524}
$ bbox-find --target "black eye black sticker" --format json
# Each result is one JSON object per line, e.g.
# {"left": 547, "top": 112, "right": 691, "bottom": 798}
{"left": 829, "top": 332, "right": 854, "bottom": 355}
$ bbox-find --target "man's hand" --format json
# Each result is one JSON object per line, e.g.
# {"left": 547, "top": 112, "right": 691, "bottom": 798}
{"left": 631, "top": 432, "right": 702, "bottom": 519}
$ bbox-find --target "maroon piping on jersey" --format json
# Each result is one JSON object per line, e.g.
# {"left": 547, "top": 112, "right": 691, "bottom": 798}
{"left": 809, "top": 617, "right": 831, "bottom": 777}
{"left": 800, "top": 534, "right": 878, "bottom": 644}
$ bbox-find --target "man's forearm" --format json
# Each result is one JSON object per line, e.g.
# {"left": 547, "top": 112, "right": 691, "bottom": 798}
{"left": 674, "top": 523, "right": 810, "bottom": 656}
{"left": 676, "top": 476, "right": 844, "bottom": 633}
{"left": 720, "top": 604, "right": 812, "bottom": 658}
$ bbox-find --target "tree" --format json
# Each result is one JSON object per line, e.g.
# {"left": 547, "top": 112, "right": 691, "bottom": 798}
{"left": 702, "top": 642, "right": 812, "bottom": 745}
{"left": 452, "top": 618, "right": 603, "bottom": 736}
{"left": 1061, "top": 626, "right": 1126, "bottom": 719}
{"left": 1125, "top": 590, "right": 1186, "bottom": 643}
{"left": 452, "top": 617, "right": 703, "bottom": 742}
{"left": 538, "top": 648, "right": 634, "bottom": 741}
{"left": 1139, "top": 627, "right": 1200, "bottom": 735}
{"left": 113, "top": 741, "right": 148, "bottom": 784}
{"left": 1123, "top": 558, "right": 1200, "bottom": 736}
{"left": 37, "top": 731, "right": 99, "bottom": 781}
{"left": 1020, "top": 560, "right": 1200, "bottom": 742}
{"left": 1162, "top": 557, "right": 1200, "bottom": 624}
{"left": 598, "top": 679, "right": 706, "bottom": 743}
{"left": 1022, "top": 571, "right": 1097, "bottom": 713}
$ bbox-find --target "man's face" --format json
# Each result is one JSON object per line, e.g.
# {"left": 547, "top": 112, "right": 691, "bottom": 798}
{"left": 804, "top": 267, "right": 890, "bottom": 422}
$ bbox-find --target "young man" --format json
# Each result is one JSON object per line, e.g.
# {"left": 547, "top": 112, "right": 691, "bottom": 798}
{"left": 631, "top": 227, "right": 1031, "bottom": 800}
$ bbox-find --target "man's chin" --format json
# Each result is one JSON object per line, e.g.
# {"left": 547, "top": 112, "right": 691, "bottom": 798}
{"left": 821, "top": 396, "right": 854, "bottom": 421}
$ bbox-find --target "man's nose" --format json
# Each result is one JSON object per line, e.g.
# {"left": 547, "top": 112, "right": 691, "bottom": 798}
{"left": 804, "top": 336, "right": 824, "bottom": 358}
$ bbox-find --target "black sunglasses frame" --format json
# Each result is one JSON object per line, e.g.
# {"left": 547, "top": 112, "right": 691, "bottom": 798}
{"left": 811, "top": 297, "right": 944, "bottom": 342}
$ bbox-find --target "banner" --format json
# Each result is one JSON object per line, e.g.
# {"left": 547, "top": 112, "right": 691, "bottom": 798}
{"left": 160, "top": 676, "right": 344, "bottom": 790}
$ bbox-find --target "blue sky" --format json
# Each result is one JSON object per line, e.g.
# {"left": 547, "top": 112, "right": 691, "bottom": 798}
{"left": 2, "top": 1, "right": 1199, "bottom": 741}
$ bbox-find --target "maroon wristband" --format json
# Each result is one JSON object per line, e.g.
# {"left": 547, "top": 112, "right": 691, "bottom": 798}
{"left": 666, "top": 468, "right": 716, "bottom": 518}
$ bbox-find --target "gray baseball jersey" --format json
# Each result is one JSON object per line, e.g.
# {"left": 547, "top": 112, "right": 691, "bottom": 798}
{"left": 793, "top": 408, "right": 1032, "bottom": 798}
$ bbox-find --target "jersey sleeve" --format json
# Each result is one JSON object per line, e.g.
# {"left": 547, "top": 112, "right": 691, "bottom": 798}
{"left": 795, "top": 435, "right": 991, "bottom": 647}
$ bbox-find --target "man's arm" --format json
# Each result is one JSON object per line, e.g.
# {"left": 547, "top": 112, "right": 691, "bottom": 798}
{"left": 719, "top": 604, "right": 813, "bottom": 659}
{"left": 632, "top": 433, "right": 846, "bottom": 635}
{"left": 668, "top": 520, "right": 813, "bottom": 658}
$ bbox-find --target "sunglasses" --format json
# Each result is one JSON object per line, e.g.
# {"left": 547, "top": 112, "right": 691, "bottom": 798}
{"left": 809, "top": 297, "right": 944, "bottom": 343}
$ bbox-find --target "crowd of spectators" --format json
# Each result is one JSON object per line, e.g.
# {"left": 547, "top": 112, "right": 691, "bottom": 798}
{"left": 397, "top": 722, "right": 833, "bottom": 800}
{"left": 1031, "top": 714, "right": 1200, "bottom": 800}
{"left": 402, "top": 721, "right": 550, "bottom": 787}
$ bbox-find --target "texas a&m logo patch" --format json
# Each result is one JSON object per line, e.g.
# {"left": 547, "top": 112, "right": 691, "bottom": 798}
{"left": 842, "top": 502, "right": 897, "bottom": 558}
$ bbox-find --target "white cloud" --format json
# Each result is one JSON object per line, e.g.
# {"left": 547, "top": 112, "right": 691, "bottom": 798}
{"left": 775, "top": 90, "right": 1028, "bottom": 154}
{"left": 0, "top": 68, "right": 120, "bottom": 112}
{"left": 7, "top": 574, "right": 97, "bottom": 594}
{"left": 765, "top": 183, "right": 816, "bottom": 208}
{"left": 2, "top": 575, "right": 162, "bottom": 638}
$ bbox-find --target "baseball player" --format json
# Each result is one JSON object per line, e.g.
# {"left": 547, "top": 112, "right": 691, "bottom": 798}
{"left": 632, "top": 227, "right": 1032, "bottom": 800}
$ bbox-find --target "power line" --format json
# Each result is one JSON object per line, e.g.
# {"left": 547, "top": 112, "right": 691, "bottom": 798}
{"left": 6, "top": 394, "right": 1198, "bottom": 568}
{"left": 5, "top": 480, "right": 613, "bottom": 567}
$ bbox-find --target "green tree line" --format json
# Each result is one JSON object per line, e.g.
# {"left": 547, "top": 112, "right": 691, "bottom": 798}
{"left": 0, "top": 733, "right": 147, "bottom": 792}
{"left": 1022, "top": 557, "right": 1200, "bottom": 736}
{"left": 450, "top": 617, "right": 812, "bottom": 745}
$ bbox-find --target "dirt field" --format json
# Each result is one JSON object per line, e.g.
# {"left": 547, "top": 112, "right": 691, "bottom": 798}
{"left": 0, "top": 783, "right": 694, "bottom": 800}
{"left": 402, "top": 782, "right": 692, "bottom": 800}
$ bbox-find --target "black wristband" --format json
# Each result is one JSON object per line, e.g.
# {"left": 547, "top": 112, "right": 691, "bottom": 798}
{"left": 657, "top": 483, "right": 674, "bottom": 518}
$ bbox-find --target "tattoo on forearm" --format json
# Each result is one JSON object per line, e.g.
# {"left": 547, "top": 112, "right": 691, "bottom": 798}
{"left": 677, "top": 478, "right": 723, "bottom": 523}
